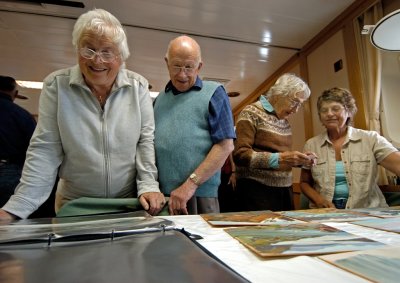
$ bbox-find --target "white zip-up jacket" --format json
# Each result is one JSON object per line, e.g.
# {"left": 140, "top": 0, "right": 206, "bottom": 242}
{"left": 3, "top": 65, "right": 160, "bottom": 219}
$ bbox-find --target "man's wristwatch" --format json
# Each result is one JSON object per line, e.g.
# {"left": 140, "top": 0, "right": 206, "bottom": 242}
{"left": 189, "top": 173, "right": 201, "bottom": 186}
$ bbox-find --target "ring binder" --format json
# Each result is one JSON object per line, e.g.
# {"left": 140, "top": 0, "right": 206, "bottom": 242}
{"left": 0, "top": 212, "right": 249, "bottom": 283}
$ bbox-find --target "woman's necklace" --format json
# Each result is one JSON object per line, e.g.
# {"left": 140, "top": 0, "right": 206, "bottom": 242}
{"left": 94, "top": 92, "right": 107, "bottom": 107}
{"left": 96, "top": 94, "right": 104, "bottom": 106}
{"left": 90, "top": 85, "right": 110, "bottom": 107}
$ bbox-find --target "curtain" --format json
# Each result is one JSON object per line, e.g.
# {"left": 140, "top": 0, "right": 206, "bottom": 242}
{"left": 353, "top": 2, "right": 389, "bottom": 185}
{"left": 353, "top": 1, "right": 383, "bottom": 132}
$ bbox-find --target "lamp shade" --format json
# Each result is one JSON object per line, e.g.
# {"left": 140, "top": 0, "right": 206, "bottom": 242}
{"left": 371, "top": 9, "right": 400, "bottom": 51}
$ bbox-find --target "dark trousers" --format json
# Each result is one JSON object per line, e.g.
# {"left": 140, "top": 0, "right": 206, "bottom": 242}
{"left": 237, "top": 178, "right": 294, "bottom": 212}
{"left": 218, "top": 173, "right": 239, "bottom": 212}
{"left": 0, "top": 162, "right": 22, "bottom": 207}
{"left": 332, "top": 198, "right": 347, "bottom": 209}
{"left": 186, "top": 196, "right": 220, "bottom": 214}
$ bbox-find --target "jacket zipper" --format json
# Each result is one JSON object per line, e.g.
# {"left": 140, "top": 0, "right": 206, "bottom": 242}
{"left": 100, "top": 109, "right": 111, "bottom": 197}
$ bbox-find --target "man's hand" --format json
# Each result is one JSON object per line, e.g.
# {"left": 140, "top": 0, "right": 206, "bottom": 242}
{"left": 139, "top": 192, "right": 166, "bottom": 216}
{"left": 0, "top": 209, "right": 16, "bottom": 223}
{"left": 168, "top": 181, "right": 197, "bottom": 215}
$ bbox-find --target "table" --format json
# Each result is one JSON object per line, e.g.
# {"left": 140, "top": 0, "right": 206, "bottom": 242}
{"left": 160, "top": 215, "right": 400, "bottom": 283}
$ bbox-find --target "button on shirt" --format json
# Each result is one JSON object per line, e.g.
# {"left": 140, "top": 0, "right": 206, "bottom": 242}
{"left": 303, "top": 127, "right": 397, "bottom": 208}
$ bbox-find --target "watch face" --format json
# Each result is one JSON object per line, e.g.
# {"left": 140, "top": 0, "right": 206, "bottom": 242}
{"left": 190, "top": 173, "right": 200, "bottom": 185}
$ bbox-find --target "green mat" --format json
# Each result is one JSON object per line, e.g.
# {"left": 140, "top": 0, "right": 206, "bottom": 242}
{"left": 56, "top": 197, "right": 169, "bottom": 217}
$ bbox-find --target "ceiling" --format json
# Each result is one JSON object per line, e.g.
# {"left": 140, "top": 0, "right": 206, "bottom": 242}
{"left": 0, "top": 0, "right": 356, "bottom": 115}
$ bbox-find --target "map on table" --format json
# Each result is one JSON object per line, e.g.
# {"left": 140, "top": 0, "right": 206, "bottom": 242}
{"left": 277, "top": 208, "right": 376, "bottom": 223}
{"left": 319, "top": 246, "right": 400, "bottom": 283}
{"left": 224, "top": 222, "right": 385, "bottom": 257}
{"left": 350, "top": 216, "right": 400, "bottom": 234}
{"left": 201, "top": 210, "right": 301, "bottom": 226}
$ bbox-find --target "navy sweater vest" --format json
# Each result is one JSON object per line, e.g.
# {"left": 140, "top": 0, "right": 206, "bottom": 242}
{"left": 154, "top": 81, "right": 221, "bottom": 197}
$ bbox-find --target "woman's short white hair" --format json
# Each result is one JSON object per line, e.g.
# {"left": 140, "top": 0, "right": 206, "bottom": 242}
{"left": 265, "top": 73, "right": 310, "bottom": 99}
{"left": 72, "top": 8, "right": 130, "bottom": 61}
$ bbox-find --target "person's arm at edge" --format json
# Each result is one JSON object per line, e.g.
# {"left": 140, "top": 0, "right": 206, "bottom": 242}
{"left": 379, "top": 151, "right": 400, "bottom": 177}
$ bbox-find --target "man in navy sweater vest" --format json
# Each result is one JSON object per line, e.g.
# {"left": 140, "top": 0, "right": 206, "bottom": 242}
{"left": 154, "top": 35, "right": 236, "bottom": 215}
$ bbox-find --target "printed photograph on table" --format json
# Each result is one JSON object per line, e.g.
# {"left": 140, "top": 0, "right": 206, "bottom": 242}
{"left": 319, "top": 246, "right": 400, "bottom": 283}
{"left": 278, "top": 208, "right": 376, "bottom": 223}
{"left": 224, "top": 223, "right": 386, "bottom": 257}
{"left": 351, "top": 206, "right": 400, "bottom": 218}
{"left": 350, "top": 217, "right": 400, "bottom": 233}
{"left": 201, "top": 210, "right": 301, "bottom": 226}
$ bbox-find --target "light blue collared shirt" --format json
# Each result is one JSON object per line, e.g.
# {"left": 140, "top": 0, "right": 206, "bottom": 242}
{"left": 259, "top": 95, "right": 275, "bottom": 113}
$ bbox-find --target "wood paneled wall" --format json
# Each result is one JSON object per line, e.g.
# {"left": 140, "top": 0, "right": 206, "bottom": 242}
{"left": 232, "top": 0, "right": 380, "bottom": 136}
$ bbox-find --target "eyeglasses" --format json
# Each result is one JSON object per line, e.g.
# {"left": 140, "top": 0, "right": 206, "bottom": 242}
{"left": 319, "top": 105, "right": 345, "bottom": 115}
{"left": 79, "top": 47, "right": 118, "bottom": 63}
{"left": 287, "top": 97, "right": 303, "bottom": 108}
{"left": 170, "top": 65, "right": 197, "bottom": 75}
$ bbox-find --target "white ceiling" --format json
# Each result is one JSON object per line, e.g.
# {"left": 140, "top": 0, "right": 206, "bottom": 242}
{"left": 0, "top": 0, "right": 356, "bottom": 114}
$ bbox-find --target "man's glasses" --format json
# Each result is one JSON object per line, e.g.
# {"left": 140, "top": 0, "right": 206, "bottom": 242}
{"left": 79, "top": 47, "right": 118, "bottom": 63}
{"left": 319, "top": 105, "right": 345, "bottom": 115}
{"left": 170, "top": 65, "right": 197, "bottom": 75}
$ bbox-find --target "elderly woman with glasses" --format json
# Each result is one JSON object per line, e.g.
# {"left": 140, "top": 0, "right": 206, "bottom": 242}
{"left": 233, "top": 73, "right": 316, "bottom": 212}
{"left": 300, "top": 87, "right": 400, "bottom": 209}
{"left": 0, "top": 9, "right": 165, "bottom": 220}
